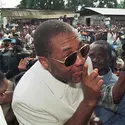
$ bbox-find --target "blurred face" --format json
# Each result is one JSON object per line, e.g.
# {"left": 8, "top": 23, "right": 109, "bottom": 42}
{"left": 88, "top": 44, "right": 110, "bottom": 75}
{"left": 46, "top": 32, "right": 88, "bottom": 83}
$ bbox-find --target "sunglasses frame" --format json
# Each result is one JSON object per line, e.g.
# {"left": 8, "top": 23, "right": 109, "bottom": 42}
{"left": 49, "top": 44, "right": 90, "bottom": 67}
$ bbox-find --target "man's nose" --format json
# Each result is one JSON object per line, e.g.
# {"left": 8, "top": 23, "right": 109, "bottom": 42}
{"left": 74, "top": 53, "right": 85, "bottom": 66}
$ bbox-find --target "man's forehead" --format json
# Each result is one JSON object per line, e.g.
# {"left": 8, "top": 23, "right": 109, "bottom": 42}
{"left": 62, "top": 42, "right": 81, "bottom": 51}
{"left": 50, "top": 32, "right": 81, "bottom": 50}
{"left": 62, "top": 43, "right": 81, "bottom": 52}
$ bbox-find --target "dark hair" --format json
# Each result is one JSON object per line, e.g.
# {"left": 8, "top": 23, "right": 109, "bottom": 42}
{"left": 0, "top": 71, "right": 5, "bottom": 86}
{"left": 122, "top": 42, "right": 125, "bottom": 52}
{"left": 92, "top": 40, "right": 116, "bottom": 71}
{"left": 13, "top": 45, "right": 23, "bottom": 53}
{"left": 95, "top": 32, "right": 107, "bottom": 41}
{"left": 33, "top": 20, "right": 73, "bottom": 57}
{"left": 92, "top": 40, "right": 112, "bottom": 58}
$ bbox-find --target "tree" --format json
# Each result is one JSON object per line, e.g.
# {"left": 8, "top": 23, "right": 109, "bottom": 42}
{"left": 17, "top": 0, "right": 65, "bottom": 10}
{"left": 96, "top": 0, "right": 118, "bottom": 8}
{"left": 65, "top": 0, "right": 79, "bottom": 11}
{"left": 65, "top": 0, "right": 118, "bottom": 11}
{"left": 80, "top": 0, "right": 95, "bottom": 7}
{"left": 65, "top": 0, "right": 95, "bottom": 11}
{"left": 119, "top": 0, "right": 125, "bottom": 8}
{"left": 17, "top": 0, "right": 35, "bottom": 8}
{"left": 17, "top": 0, "right": 119, "bottom": 11}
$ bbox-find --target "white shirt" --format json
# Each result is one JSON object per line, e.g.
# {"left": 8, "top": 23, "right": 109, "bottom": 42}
{"left": 0, "top": 106, "right": 7, "bottom": 125}
{"left": 12, "top": 61, "right": 84, "bottom": 125}
{"left": 107, "top": 32, "right": 113, "bottom": 45}
{"left": 25, "top": 33, "right": 31, "bottom": 43}
{"left": 113, "top": 33, "right": 117, "bottom": 42}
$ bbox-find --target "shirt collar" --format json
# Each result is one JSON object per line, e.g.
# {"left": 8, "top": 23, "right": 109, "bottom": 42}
{"left": 102, "top": 68, "right": 112, "bottom": 84}
{"left": 36, "top": 61, "right": 69, "bottom": 99}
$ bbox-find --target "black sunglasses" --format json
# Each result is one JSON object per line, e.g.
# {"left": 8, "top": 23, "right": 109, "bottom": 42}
{"left": 49, "top": 44, "right": 90, "bottom": 67}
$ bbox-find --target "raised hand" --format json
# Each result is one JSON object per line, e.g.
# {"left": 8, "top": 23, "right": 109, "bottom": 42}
{"left": 82, "top": 64, "right": 104, "bottom": 106}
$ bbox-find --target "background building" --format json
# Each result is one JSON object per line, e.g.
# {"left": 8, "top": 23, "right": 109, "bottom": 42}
{"left": 0, "top": 8, "right": 78, "bottom": 28}
{"left": 78, "top": 7, "right": 125, "bottom": 27}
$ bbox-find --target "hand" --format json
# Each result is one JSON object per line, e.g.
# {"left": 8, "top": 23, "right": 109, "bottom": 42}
{"left": 82, "top": 64, "right": 104, "bottom": 106}
{"left": 89, "top": 112, "right": 102, "bottom": 125}
{"left": 113, "top": 71, "right": 125, "bottom": 104}
{"left": 89, "top": 117, "right": 102, "bottom": 125}
{"left": 18, "top": 59, "right": 28, "bottom": 71}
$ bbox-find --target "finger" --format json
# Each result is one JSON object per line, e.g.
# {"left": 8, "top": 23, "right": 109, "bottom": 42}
{"left": 24, "top": 58, "right": 29, "bottom": 63}
{"left": 22, "top": 60, "right": 27, "bottom": 64}
{"left": 20, "top": 61, "right": 26, "bottom": 67}
{"left": 93, "top": 76, "right": 102, "bottom": 85}
{"left": 89, "top": 69, "right": 99, "bottom": 80}
{"left": 21, "top": 61, "right": 25, "bottom": 66}
{"left": 83, "top": 64, "right": 88, "bottom": 77}
{"left": 19, "top": 59, "right": 23, "bottom": 63}
{"left": 96, "top": 79, "right": 104, "bottom": 89}
{"left": 82, "top": 64, "right": 88, "bottom": 83}
{"left": 94, "top": 68, "right": 98, "bottom": 73}
{"left": 20, "top": 59, "right": 24, "bottom": 64}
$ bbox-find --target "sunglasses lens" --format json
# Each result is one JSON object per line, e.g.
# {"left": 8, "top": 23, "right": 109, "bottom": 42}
{"left": 80, "top": 45, "right": 90, "bottom": 57}
{"left": 65, "top": 53, "right": 77, "bottom": 67}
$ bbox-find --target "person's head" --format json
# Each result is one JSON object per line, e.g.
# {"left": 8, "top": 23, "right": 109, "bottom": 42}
{"left": 34, "top": 20, "right": 90, "bottom": 83}
{"left": 2, "top": 38, "right": 12, "bottom": 48}
{"left": 88, "top": 40, "right": 112, "bottom": 75}
{"left": 0, "top": 71, "right": 8, "bottom": 97}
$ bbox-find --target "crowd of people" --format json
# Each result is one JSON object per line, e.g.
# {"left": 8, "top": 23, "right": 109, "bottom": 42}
{"left": 0, "top": 19, "right": 125, "bottom": 125}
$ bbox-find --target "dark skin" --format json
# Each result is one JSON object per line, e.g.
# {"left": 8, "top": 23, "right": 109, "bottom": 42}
{"left": 0, "top": 79, "right": 9, "bottom": 104}
{"left": 88, "top": 44, "right": 111, "bottom": 76}
{"left": 39, "top": 35, "right": 125, "bottom": 125}
{"left": 0, "top": 79, "right": 13, "bottom": 105}
{"left": 42, "top": 33, "right": 86, "bottom": 83}
{"left": 112, "top": 72, "right": 125, "bottom": 104}
{"left": 0, "top": 79, "right": 15, "bottom": 123}
{"left": 88, "top": 43, "right": 125, "bottom": 104}
{"left": 39, "top": 32, "right": 103, "bottom": 125}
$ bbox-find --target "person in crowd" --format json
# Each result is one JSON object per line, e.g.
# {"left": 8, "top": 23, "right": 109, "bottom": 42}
{"left": 114, "top": 57, "right": 124, "bottom": 76}
{"left": 12, "top": 20, "right": 125, "bottom": 125}
{"left": 0, "top": 38, "right": 12, "bottom": 53}
{"left": 63, "top": 15, "right": 68, "bottom": 22}
{"left": 0, "top": 71, "right": 14, "bottom": 125}
{"left": 88, "top": 40, "right": 125, "bottom": 125}
{"left": 107, "top": 30, "right": 114, "bottom": 45}
{"left": 0, "top": 71, "right": 16, "bottom": 124}
{"left": 0, "top": 71, "right": 8, "bottom": 125}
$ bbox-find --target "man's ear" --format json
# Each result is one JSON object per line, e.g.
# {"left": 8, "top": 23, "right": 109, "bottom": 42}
{"left": 39, "top": 57, "right": 49, "bottom": 70}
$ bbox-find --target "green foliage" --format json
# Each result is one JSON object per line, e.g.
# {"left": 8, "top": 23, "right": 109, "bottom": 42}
{"left": 119, "top": 0, "right": 125, "bottom": 8}
{"left": 96, "top": 0, "right": 118, "bottom": 8}
{"left": 17, "top": 0, "right": 118, "bottom": 10}
{"left": 17, "top": 0, "right": 65, "bottom": 10}
{"left": 80, "top": 0, "right": 95, "bottom": 7}
{"left": 65, "top": 0, "right": 95, "bottom": 11}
